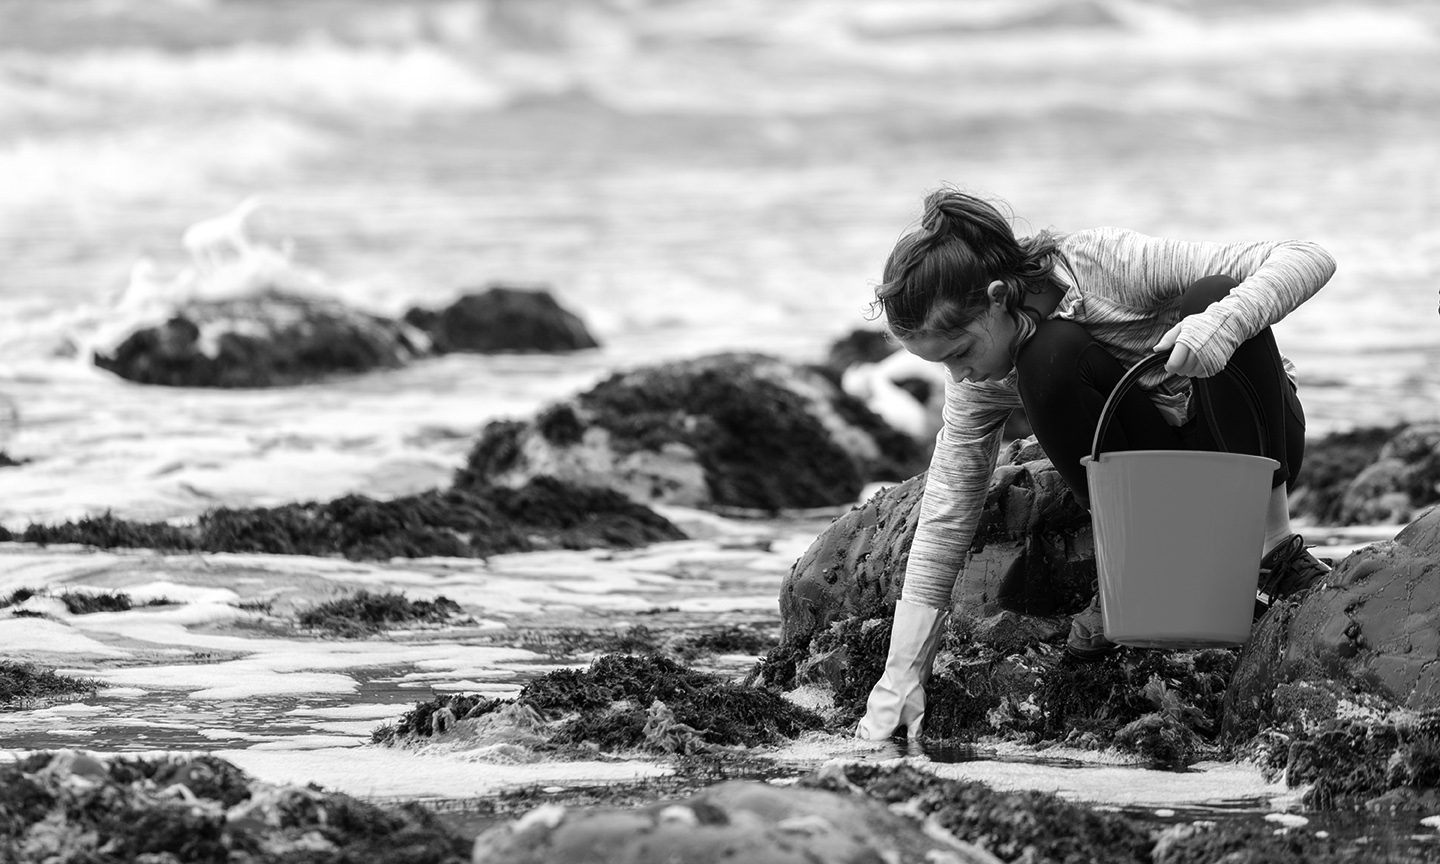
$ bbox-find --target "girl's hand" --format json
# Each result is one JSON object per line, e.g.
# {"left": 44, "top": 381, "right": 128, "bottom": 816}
{"left": 1153, "top": 320, "right": 1205, "bottom": 377}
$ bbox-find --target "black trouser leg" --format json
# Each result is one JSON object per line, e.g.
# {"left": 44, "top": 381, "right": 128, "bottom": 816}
{"left": 1176, "top": 276, "right": 1307, "bottom": 490}
{"left": 1013, "top": 320, "right": 1182, "bottom": 508}
{"left": 1014, "top": 275, "right": 1307, "bottom": 507}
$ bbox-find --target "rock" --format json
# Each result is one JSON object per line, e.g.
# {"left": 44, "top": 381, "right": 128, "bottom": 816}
{"left": 778, "top": 474, "right": 926, "bottom": 643}
{"left": 93, "top": 292, "right": 425, "bottom": 387}
{"left": 404, "top": 285, "right": 598, "bottom": 354}
{"left": 1395, "top": 502, "right": 1440, "bottom": 555}
{"left": 803, "top": 763, "right": 1152, "bottom": 864}
{"left": 1223, "top": 505, "right": 1440, "bottom": 742}
{"left": 777, "top": 437, "right": 1093, "bottom": 644}
{"left": 1286, "top": 423, "right": 1407, "bottom": 525}
{"left": 472, "top": 777, "right": 1005, "bottom": 864}
{"left": 821, "top": 328, "right": 896, "bottom": 378}
{"left": 1336, "top": 424, "right": 1440, "bottom": 525}
{"left": 455, "top": 353, "right": 927, "bottom": 511}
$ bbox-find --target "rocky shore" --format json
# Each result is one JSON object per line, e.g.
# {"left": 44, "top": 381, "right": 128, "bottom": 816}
{"left": 8, "top": 349, "right": 1440, "bottom": 862}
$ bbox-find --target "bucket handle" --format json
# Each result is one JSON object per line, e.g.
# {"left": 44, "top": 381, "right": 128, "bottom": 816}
{"left": 1089, "top": 350, "right": 1271, "bottom": 463}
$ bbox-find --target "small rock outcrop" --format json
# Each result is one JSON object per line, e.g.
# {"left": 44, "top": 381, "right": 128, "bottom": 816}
{"left": 1288, "top": 422, "right": 1438, "bottom": 526}
{"left": 404, "top": 285, "right": 599, "bottom": 354}
{"left": 1223, "top": 504, "right": 1440, "bottom": 740}
{"left": 778, "top": 437, "right": 1093, "bottom": 643}
{"left": 93, "top": 292, "right": 425, "bottom": 387}
{"left": 455, "top": 353, "right": 927, "bottom": 511}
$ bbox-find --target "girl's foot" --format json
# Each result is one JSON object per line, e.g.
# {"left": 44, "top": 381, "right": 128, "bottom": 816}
{"left": 1254, "top": 533, "right": 1332, "bottom": 619}
{"left": 1066, "top": 594, "right": 1119, "bottom": 660}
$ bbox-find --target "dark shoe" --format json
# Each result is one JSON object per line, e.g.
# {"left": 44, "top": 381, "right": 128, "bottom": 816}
{"left": 1067, "top": 594, "right": 1120, "bottom": 660}
{"left": 1254, "top": 533, "right": 1331, "bottom": 619}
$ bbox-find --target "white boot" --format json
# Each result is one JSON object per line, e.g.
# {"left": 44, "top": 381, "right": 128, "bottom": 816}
{"left": 856, "top": 599, "right": 949, "bottom": 740}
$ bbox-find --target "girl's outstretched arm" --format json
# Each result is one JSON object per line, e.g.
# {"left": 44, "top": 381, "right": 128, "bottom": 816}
{"left": 901, "top": 376, "right": 1019, "bottom": 609}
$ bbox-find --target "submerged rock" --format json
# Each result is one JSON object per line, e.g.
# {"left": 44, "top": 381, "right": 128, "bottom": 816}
{"left": 93, "top": 292, "right": 426, "bottom": 387}
{"left": 404, "top": 285, "right": 599, "bottom": 354}
{"left": 473, "top": 774, "right": 1005, "bottom": 864}
{"left": 804, "top": 763, "right": 1152, "bottom": 864}
{"left": 455, "top": 353, "right": 927, "bottom": 511}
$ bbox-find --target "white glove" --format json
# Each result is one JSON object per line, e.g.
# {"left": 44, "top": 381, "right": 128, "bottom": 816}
{"left": 855, "top": 599, "right": 949, "bottom": 740}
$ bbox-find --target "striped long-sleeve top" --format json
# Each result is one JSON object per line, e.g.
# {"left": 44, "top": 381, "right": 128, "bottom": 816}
{"left": 900, "top": 226, "right": 1338, "bottom": 610}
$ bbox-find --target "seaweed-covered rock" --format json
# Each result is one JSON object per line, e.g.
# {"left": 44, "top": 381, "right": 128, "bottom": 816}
{"left": 0, "top": 751, "right": 469, "bottom": 863}
{"left": 378, "top": 654, "right": 823, "bottom": 755}
{"left": 778, "top": 437, "right": 1093, "bottom": 643}
{"left": 0, "top": 661, "right": 97, "bottom": 707}
{"left": 821, "top": 327, "right": 896, "bottom": 378}
{"left": 93, "top": 292, "right": 426, "bottom": 387}
{"left": 404, "top": 285, "right": 598, "bottom": 354}
{"left": 22, "top": 477, "right": 684, "bottom": 560}
{"left": 1338, "top": 424, "right": 1440, "bottom": 525}
{"left": 1286, "top": 423, "right": 1435, "bottom": 526}
{"left": 472, "top": 776, "right": 1004, "bottom": 864}
{"left": 455, "top": 353, "right": 927, "bottom": 511}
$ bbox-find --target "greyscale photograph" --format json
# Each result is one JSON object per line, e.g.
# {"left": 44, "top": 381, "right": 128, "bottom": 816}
{"left": 2, "top": 0, "right": 1440, "bottom": 861}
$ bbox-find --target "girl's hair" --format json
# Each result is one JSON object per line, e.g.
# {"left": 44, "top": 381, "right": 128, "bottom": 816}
{"left": 871, "top": 188, "right": 1063, "bottom": 354}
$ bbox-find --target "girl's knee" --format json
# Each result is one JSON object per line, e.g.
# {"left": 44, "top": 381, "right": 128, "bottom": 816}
{"left": 1015, "top": 319, "right": 1094, "bottom": 377}
{"left": 1179, "top": 274, "right": 1240, "bottom": 316}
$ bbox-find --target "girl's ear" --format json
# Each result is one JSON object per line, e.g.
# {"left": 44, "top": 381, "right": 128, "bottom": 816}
{"left": 986, "top": 279, "right": 1009, "bottom": 307}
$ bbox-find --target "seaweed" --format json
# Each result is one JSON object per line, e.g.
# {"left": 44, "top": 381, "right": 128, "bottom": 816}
{"left": 777, "top": 608, "right": 1235, "bottom": 763}
{"left": 674, "top": 624, "right": 778, "bottom": 660}
{"left": 19, "top": 478, "right": 682, "bottom": 561}
{"left": 21, "top": 512, "right": 199, "bottom": 551}
{"left": 0, "top": 661, "right": 97, "bottom": 707}
{"left": 1, "top": 587, "right": 36, "bottom": 607}
{"left": 1152, "top": 818, "right": 1425, "bottom": 864}
{"left": 378, "top": 654, "right": 823, "bottom": 755}
{"left": 453, "top": 419, "right": 527, "bottom": 487}
{"left": 535, "top": 403, "right": 585, "bottom": 446}
{"left": 372, "top": 694, "right": 498, "bottom": 745}
{"left": 574, "top": 361, "right": 867, "bottom": 509}
{"left": 297, "top": 590, "right": 463, "bottom": 637}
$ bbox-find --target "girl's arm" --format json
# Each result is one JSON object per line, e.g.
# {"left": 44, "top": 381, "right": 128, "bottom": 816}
{"left": 900, "top": 376, "right": 1019, "bottom": 609}
{"left": 1067, "top": 227, "right": 1337, "bottom": 377}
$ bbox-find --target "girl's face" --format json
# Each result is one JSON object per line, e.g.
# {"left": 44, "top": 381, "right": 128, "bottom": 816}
{"left": 897, "top": 292, "right": 1016, "bottom": 384}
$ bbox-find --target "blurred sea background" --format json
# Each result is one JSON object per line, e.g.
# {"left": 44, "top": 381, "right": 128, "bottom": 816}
{"left": 1, "top": 0, "right": 1439, "bottom": 530}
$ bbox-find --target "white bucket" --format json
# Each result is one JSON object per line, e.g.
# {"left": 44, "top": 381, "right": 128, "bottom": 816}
{"left": 1081, "top": 354, "right": 1279, "bottom": 649}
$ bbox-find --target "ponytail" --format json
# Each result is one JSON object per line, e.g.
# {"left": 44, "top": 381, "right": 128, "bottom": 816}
{"left": 871, "top": 187, "right": 1061, "bottom": 354}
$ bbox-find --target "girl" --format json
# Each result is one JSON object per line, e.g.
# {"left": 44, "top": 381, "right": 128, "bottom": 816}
{"left": 857, "top": 188, "right": 1336, "bottom": 742}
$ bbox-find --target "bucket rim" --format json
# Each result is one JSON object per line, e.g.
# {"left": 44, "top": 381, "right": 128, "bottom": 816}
{"left": 1081, "top": 451, "right": 1280, "bottom": 470}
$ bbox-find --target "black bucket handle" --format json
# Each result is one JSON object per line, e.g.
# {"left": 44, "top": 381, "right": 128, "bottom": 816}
{"left": 1089, "top": 350, "right": 1271, "bottom": 464}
